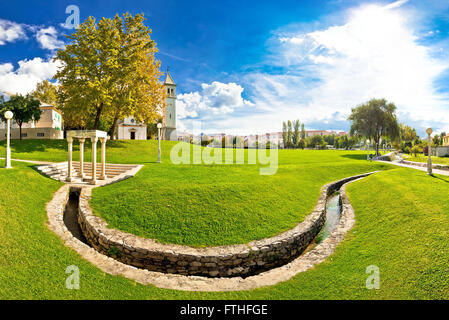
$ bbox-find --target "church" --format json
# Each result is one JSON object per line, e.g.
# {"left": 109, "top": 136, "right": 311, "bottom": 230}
{"left": 116, "top": 70, "right": 177, "bottom": 141}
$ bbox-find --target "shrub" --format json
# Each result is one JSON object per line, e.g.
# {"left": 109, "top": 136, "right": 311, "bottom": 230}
{"left": 403, "top": 146, "right": 411, "bottom": 154}
{"left": 410, "top": 145, "right": 422, "bottom": 157}
{"left": 297, "top": 139, "right": 306, "bottom": 149}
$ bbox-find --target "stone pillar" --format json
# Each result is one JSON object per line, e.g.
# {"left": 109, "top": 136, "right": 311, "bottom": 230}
{"left": 99, "top": 137, "right": 107, "bottom": 180}
{"left": 79, "top": 138, "right": 85, "bottom": 178}
{"left": 91, "top": 137, "right": 98, "bottom": 185}
{"left": 66, "top": 137, "right": 73, "bottom": 182}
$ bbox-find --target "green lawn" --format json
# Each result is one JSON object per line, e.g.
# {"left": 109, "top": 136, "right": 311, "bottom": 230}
{"left": 1, "top": 141, "right": 449, "bottom": 299}
{"left": 0, "top": 139, "right": 180, "bottom": 164}
{"left": 90, "top": 148, "right": 390, "bottom": 246}
{"left": 403, "top": 154, "right": 449, "bottom": 166}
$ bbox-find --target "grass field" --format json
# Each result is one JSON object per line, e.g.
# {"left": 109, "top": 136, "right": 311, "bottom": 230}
{"left": 1, "top": 141, "right": 449, "bottom": 299}
{"left": 90, "top": 148, "right": 390, "bottom": 246}
{"left": 403, "top": 154, "right": 449, "bottom": 166}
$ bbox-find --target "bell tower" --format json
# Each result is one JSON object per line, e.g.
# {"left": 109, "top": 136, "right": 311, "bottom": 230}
{"left": 163, "top": 68, "right": 177, "bottom": 140}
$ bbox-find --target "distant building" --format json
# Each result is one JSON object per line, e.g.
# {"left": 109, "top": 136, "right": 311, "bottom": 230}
{"left": 0, "top": 91, "right": 63, "bottom": 140}
{"left": 443, "top": 134, "right": 449, "bottom": 146}
{"left": 116, "top": 116, "right": 147, "bottom": 140}
{"left": 305, "top": 130, "right": 346, "bottom": 137}
{"left": 436, "top": 134, "right": 449, "bottom": 157}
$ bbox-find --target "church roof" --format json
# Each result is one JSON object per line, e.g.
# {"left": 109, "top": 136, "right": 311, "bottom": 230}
{"left": 164, "top": 71, "right": 176, "bottom": 85}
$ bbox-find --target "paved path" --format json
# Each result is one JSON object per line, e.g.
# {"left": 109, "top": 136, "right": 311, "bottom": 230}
{"left": 375, "top": 160, "right": 449, "bottom": 176}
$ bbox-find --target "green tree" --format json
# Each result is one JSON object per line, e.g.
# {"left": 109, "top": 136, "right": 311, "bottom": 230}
{"left": 348, "top": 98, "right": 400, "bottom": 156}
{"left": 348, "top": 135, "right": 359, "bottom": 149}
{"left": 308, "top": 135, "right": 325, "bottom": 149}
{"left": 298, "top": 138, "right": 306, "bottom": 149}
{"left": 293, "top": 119, "right": 300, "bottom": 147}
{"left": 301, "top": 123, "right": 306, "bottom": 139}
{"left": 432, "top": 134, "right": 441, "bottom": 146}
{"left": 334, "top": 136, "right": 340, "bottom": 149}
{"left": 146, "top": 114, "right": 162, "bottom": 139}
{"left": 440, "top": 132, "right": 446, "bottom": 145}
{"left": 287, "top": 120, "right": 293, "bottom": 148}
{"left": 399, "top": 124, "right": 417, "bottom": 143}
{"left": 282, "top": 122, "right": 287, "bottom": 149}
{"left": 410, "top": 145, "right": 422, "bottom": 157}
{"left": 0, "top": 94, "right": 42, "bottom": 140}
{"left": 323, "top": 134, "right": 335, "bottom": 146}
{"left": 55, "top": 13, "right": 165, "bottom": 136}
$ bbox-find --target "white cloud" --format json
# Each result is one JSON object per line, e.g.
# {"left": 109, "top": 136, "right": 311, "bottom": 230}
{"left": 36, "top": 26, "right": 64, "bottom": 50}
{"left": 177, "top": 81, "right": 254, "bottom": 122}
{"left": 223, "top": 1, "right": 449, "bottom": 136}
{"left": 0, "top": 63, "right": 14, "bottom": 75}
{"left": 0, "top": 19, "right": 26, "bottom": 45}
{"left": 0, "top": 57, "right": 61, "bottom": 95}
{"left": 384, "top": 0, "right": 409, "bottom": 10}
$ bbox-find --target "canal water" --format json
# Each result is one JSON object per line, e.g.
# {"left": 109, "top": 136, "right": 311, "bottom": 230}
{"left": 304, "top": 192, "right": 342, "bottom": 253}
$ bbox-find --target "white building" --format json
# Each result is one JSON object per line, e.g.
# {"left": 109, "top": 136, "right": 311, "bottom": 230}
{"left": 115, "top": 116, "right": 147, "bottom": 140}
{"left": 116, "top": 70, "right": 178, "bottom": 140}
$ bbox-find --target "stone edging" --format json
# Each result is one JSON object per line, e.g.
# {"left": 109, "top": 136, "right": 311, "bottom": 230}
{"left": 47, "top": 171, "right": 376, "bottom": 291}
{"left": 77, "top": 172, "right": 374, "bottom": 278}
{"left": 401, "top": 159, "right": 449, "bottom": 171}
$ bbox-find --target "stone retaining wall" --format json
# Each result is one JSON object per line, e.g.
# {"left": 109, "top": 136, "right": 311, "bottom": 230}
{"left": 76, "top": 172, "right": 373, "bottom": 278}
{"left": 401, "top": 159, "right": 449, "bottom": 171}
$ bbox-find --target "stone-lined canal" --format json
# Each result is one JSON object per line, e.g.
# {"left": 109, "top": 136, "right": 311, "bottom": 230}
{"left": 316, "top": 193, "right": 341, "bottom": 243}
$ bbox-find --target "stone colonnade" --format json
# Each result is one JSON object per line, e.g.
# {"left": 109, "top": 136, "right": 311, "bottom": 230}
{"left": 66, "top": 130, "right": 108, "bottom": 185}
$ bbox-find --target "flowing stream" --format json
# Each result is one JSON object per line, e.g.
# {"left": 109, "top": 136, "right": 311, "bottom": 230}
{"left": 304, "top": 193, "right": 342, "bottom": 253}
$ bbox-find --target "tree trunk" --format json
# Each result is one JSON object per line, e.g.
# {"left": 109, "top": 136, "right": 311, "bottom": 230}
{"left": 375, "top": 134, "right": 380, "bottom": 156}
{"left": 93, "top": 103, "right": 103, "bottom": 129}
{"left": 107, "top": 111, "right": 120, "bottom": 140}
{"left": 19, "top": 123, "right": 22, "bottom": 140}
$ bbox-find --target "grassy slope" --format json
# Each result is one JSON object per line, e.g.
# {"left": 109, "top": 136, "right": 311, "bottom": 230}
{"left": 90, "top": 148, "right": 390, "bottom": 246}
{"left": 1, "top": 141, "right": 448, "bottom": 299}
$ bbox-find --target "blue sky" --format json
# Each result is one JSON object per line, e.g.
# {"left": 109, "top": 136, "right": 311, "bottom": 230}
{"left": 1, "top": 0, "right": 449, "bottom": 136}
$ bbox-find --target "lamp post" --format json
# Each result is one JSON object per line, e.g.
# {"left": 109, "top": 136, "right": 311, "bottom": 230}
{"left": 366, "top": 139, "right": 370, "bottom": 161}
{"left": 426, "top": 127, "right": 433, "bottom": 175}
{"left": 4, "top": 111, "right": 13, "bottom": 169}
{"left": 157, "top": 123, "right": 162, "bottom": 163}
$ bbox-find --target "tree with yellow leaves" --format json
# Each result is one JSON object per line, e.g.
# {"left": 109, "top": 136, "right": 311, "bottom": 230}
{"left": 54, "top": 13, "right": 166, "bottom": 136}
{"left": 31, "top": 80, "right": 59, "bottom": 107}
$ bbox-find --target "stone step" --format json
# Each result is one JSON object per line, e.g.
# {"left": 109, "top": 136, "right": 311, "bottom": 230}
{"left": 35, "top": 162, "right": 141, "bottom": 184}
{"left": 73, "top": 169, "right": 127, "bottom": 175}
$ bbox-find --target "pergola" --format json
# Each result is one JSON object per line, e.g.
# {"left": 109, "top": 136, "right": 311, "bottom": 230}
{"left": 66, "top": 130, "right": 108, "bottom": 185}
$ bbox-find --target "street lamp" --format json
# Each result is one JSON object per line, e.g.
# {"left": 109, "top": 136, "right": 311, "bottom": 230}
{"left": 4, "top": 110, "right": 13, "bottom": 169}
{"left": 426, "top": 127, "right": 433, "bottom": 175}
{"left": 157, "top": 123, "right": 162, "bottom": 163}
{"left": 366, "top": 139, "right": 370, "bottom": 161}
